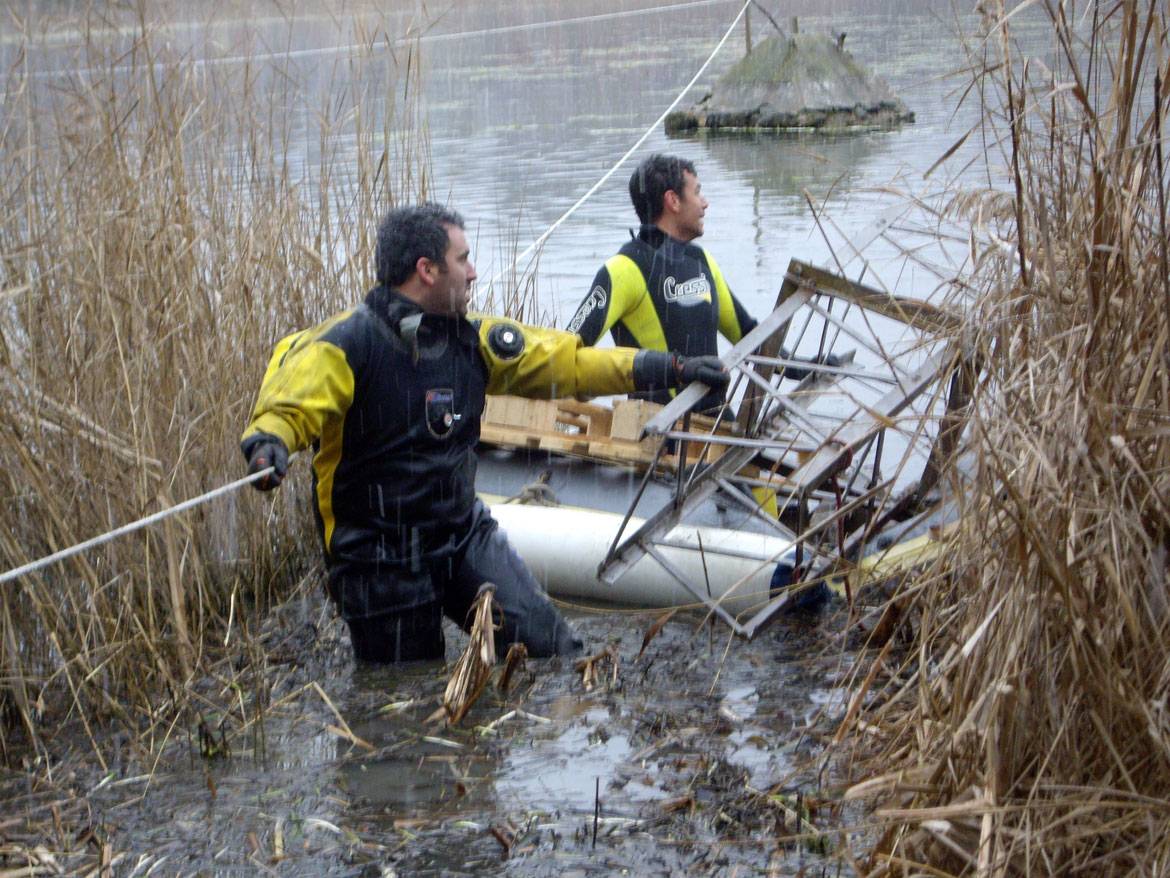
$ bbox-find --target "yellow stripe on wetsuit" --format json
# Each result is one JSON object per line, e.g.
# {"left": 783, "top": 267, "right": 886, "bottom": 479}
{"left": 709, "top": 253, "right": 748, "bottom": 344}
{"left": 598, "top": 254, "right": 670, "bottom": 352}
{"left": 242, "top": 311, "right": 356, "bottom": 553}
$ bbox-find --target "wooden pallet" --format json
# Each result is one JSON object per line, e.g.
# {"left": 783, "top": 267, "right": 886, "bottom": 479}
{"left": 480, "top": 396, "right": 728, "bottom": 469}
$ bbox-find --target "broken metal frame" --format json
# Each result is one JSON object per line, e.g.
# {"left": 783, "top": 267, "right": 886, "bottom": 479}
{"left": 596, "top": 255, "right": 970, "bottom": 638}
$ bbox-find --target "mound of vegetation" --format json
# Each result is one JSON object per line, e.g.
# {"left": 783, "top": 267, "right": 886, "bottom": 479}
{"left": 667, "top": 32, "right": 913, "bottom": 133}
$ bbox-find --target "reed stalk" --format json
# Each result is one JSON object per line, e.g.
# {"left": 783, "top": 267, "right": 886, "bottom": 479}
{"left": 0, "top": 3, "right": 432, "bottom": 765}
{"left": 437, "top": 585, "right": 499, "bottom": 726}
{"left": 840, "top": 3, "right": 1170, "bottom": 875}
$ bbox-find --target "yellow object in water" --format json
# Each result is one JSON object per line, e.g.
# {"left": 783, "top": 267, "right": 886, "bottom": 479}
{"left": 751, "top": 485, "right": 780, "bottom": 520}
{"left": 828, "top": 523, "right": 956, "bottom": 596}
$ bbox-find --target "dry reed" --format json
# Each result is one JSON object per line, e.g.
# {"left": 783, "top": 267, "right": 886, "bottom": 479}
{"left": 434, "top": 585, "right": 500, "bottom": 726}
{"left": 838, "top": 3, "right": 1170, "bottom": 875}
{"left": 0, "top": 4, "right": 432, "bottom": 764}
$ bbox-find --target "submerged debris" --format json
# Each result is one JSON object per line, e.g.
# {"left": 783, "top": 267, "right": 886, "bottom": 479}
{"left": 637, "top": 608, "right": 679, "bottom": 660}
{"left": 496, "top": 642, "right": 528, "bottom": 694}
{"left": 574, "top": 643, "right": 620, "bottom": 692}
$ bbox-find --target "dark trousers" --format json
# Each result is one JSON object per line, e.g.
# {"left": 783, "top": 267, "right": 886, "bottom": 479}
{"left": 329, "top": 502, "right": 582, "bottom": 663}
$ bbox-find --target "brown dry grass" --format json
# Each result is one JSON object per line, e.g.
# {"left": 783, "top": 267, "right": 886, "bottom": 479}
{"left": 838, "top": 3, "right": 1170, "bottom": 876}
{"left": 0, "top": 4, "right": 431, "bottom": 763}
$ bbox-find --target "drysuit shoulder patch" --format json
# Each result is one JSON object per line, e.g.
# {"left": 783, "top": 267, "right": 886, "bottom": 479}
{"left": 487, "top": 322, "right": 525, "bottom": 360}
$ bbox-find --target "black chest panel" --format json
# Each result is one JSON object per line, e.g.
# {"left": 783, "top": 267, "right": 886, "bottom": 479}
{"left": 618, "top": 232, "right": 720, "bottom": 359}
{"left": 324, "top": 289, "right": 487, "bottom": 564}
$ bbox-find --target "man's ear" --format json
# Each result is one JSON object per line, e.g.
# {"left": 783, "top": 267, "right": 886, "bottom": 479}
{"left": 663, "top": 188, "right": 681, "bottom": 214}
{"left": 416, "top": 257, "right": 436, "bottom": 286}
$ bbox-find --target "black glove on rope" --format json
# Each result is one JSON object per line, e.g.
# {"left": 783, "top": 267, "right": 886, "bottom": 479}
{"left": 632, "top": 350, "right": 730, "bottom": 395}
{"left": 241, "top": 433, "right": 289, "bottom": 491}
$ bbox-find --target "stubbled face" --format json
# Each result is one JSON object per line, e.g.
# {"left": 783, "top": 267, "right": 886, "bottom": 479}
{"left": 424, "top": 224, "right": 477, "bottom": 317}
{"left": 673, "top": 170, "right": 708, "bottom": 241}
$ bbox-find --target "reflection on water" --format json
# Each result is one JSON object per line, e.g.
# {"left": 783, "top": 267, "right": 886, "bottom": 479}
{"left": 412, "top": 2, "right": 1050, "bottom": 324}
{"left": 78, "top": 603, "right": 845, "bottom": 875}
{"left": 677, "top": 129, "right": 883, "bottom": 203}
{"left": 496, "top": 704, "right": 655, "bottom": 809}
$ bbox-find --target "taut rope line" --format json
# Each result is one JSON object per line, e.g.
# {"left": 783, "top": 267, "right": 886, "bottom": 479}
{"left": 481, "top": 0, "right": 752, "bottom": 295}
{"left": 0, "top": 468, "right": 277, "bottom": 586}
{"left": 0, "top": 0, "right": 750, "bottom": 585}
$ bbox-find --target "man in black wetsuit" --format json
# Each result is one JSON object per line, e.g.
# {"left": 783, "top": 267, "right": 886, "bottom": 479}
{"left": 568, "top": 154, "right": 846, "bottom": 530}
{"left": 241, "top": 203, "right": 727, "bottom": 663}
{"left": 568, "top": 153, "right": 835, "bottom": 415}
{"left": 567, "top": 153, "right": 755, "bottom": 414}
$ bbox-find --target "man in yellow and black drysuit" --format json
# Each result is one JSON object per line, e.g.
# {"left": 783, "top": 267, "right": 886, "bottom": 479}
{"left": 567, "top": 153, "right": 835, "bottom": 414}
{"left": 241, "top": 203, "right": 727, "bottom": 663}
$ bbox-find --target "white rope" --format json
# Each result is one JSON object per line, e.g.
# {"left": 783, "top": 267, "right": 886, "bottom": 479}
{"left": 0, "top": 0, "right": 750, "bottom": 586}
{"left": 480, "top": 0, "right": 751, "bottom": 295}
{"left": 0, "top": 467, "right": 277, "bottom": 586}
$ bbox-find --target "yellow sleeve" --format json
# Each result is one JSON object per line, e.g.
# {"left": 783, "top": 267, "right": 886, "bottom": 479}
{"left": 709, "top": 251, "right": 754, "bottom": 344}
{"left": 568, "top": 254, "right": 649, "bottom": 345}
{"left": 241, "top": 324, "right": 356, "bottom": 453}
{"left": 478, "top": 317, "right": 637, "bottom": 399}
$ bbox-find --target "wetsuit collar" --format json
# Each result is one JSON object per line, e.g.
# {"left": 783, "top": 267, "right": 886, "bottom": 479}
{"left": 634, "top": 224, "right": 702, "bottom": 257}
{"left": 633, "top": 224, "right": 668, "bottom": 247}
{"left": 366, "top": 284, "right": 423, "bottom": 327}
{"left": 365, "top": 284, "right": 479, "bottom": 356}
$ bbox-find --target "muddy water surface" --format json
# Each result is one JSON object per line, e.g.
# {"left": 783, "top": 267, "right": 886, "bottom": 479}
{"left": 89, "top": 597, "right": 856, "bottom": 876}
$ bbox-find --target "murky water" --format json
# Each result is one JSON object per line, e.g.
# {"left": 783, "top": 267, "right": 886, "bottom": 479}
{"left": 89, "top": 595, "right": 853, "bottom": 876}
{"left": 413, "top": 0, "right": 1051, "bottom": 325}
{"left": 6, "top": 0, "right": 1053, "bottom": 323}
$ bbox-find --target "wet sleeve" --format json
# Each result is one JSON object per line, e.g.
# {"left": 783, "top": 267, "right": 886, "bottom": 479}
{"left": 565, "top": 254, "right": 643, "bottom": 344}
{"left": 241, "top": 329, "right": 356, "bottom": 454}
{"left": 479, "top": 318, "right": 637, "bottom": 398}
{"left": 708, "top": 251, "right": 757, "bottom": 343}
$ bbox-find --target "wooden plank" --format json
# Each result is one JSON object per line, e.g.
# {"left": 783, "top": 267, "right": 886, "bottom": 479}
{"left": 556, "top": 399, "right": 612, "bottom": 418}
{"left": 480, "top": 422, "right": 662, "bottom": 469}
{"left": 582, "top": 406, "right": 612, "bottom": 437}
{"left": 482, "top": 396, "right": 736, "bottom": 471}
{"left": 483, "top": 396, "right": 559, "bottom": 432}
{"left": 611, "top": 399, "right": 660, "bottom": 443}
{"left": 788, "top": 260, "right": 963, "bottom": 334}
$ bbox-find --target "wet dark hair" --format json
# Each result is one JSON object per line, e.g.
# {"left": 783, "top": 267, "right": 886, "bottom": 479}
{"left": 628, "top": 153, "right": 696, "bottom": 225}
{"left": 375, "top": 202, "right": 465, "bottom": 287}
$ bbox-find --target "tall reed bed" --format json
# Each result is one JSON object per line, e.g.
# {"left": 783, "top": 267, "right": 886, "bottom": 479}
{"left": 840, "top": 3, "right": 1170, "bottom": 874}
{"left": 0, "top": 5, "right": 430, "bottom": 762}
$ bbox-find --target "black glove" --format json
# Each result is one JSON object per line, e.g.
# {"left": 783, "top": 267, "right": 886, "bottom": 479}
{"left": 241, "top": 433, "right": 289, "bottom": 491}
{"left": 631, "top": 350, "right": 729, "bottom": 395}
{"left": 674, "top": 354, "right": 729, "bottom": 392}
